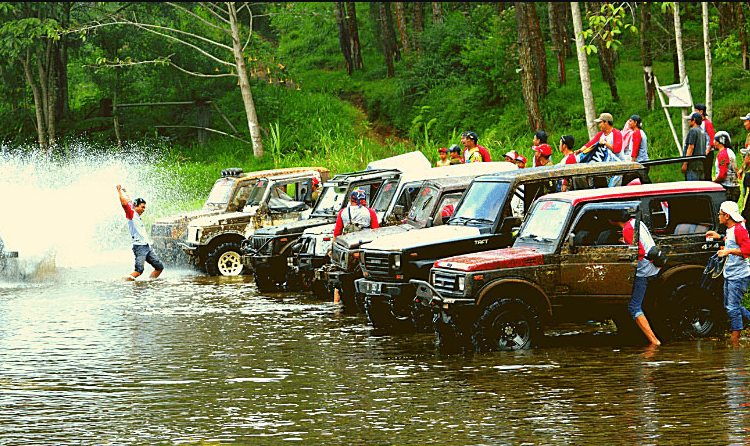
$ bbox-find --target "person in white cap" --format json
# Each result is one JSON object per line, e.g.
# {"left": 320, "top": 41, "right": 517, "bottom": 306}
{"left": 706, "top": 201, "right": 750, "bottom": 344}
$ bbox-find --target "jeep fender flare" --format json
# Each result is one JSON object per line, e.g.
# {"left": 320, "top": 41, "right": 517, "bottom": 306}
{"left": 205, "top": 233, "right": 246, "bottom": 254}
{"left": 476, "top": 279, "right": 553, "bottom": 321}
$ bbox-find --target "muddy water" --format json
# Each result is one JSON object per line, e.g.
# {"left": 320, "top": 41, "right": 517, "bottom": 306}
{"left": 1, "top": 266, "right": 749, "bottom": 445}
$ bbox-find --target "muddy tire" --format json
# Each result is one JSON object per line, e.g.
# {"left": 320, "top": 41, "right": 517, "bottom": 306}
{"left": 205, "top": 242, "right": 246, "bottom": 276}
{"left": 434, "top": 315, "right": 468, "bottom": 349}
{"left": 471, "top": 297, "right": 539, "bottom": 352}
{"left": 364, "top": 296, "right": 415, "bottom": 333}
{"left": 254, "top": 269, "right": 279, "bottom": 292}
{"left": 668, "top": 282, "right": 725, "bottom": 339}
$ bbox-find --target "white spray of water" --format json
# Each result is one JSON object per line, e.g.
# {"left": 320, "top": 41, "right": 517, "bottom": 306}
{"left": 0, "top": 144, "right": 194, "bottom": 277}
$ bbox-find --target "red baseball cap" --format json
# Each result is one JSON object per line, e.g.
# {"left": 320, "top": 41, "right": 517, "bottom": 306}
{"left": 534, "top": 144, "right": 552, "bottom": 157}
{"left": 517, "top": 154, "right": 527, "bottom": 164}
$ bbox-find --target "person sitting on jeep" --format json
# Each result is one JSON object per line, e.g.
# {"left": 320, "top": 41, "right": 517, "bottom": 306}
{"left": 607, "top": 209, "right": 661, "bottom": 346}
{"left": 333, "top": 190, "right": 379, "bottom": 242}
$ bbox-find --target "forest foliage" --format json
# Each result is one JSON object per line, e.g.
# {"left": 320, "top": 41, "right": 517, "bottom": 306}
{"left": 0, "top": 2, "right": 749, "bottom": 191}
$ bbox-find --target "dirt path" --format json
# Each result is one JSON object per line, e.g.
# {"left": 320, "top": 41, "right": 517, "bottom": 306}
{"left": 341, "top": 92, "right": 412, "bottom": 147}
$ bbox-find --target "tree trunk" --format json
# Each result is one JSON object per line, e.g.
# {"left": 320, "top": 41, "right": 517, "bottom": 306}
{"left": 228, "top": 3, "right": 263, "bottom": 158}
{"left": 383, "top": 2, "right": 400, "bottom": 62}
{"left": 345, "top": 2, "right": 364, "bottom": 70}
{"left": 571, "top": 2, "right": 597, "bottom": 139}
{"left": 703, "top": 2, "right": 713, "bottom": 118}
{"left": 39, "top": 42, "right": 56, "bottom": 149}
{"left": 718, "top": 2, "right": 733, "bottom": 41}
{"left": 673, "top": 2, "right": 688, "bottom": 143}
{"left": 515, "top": 2, "right": 544, "bottom": 131}
{"left": 590, "top": 2, "right": 618, "bottom": 102}
{"left": 22, "top": 50, "right": 47, "bottom": 151}
{"left": 432, "top": 2, "right": 443, "bottom": 24}
{"left": 548, "top": 2, "right": 566, "bottom": 85}
{"left": 380, "top": 2, "right": 395, "bottom": 77}
{"left": 739, "top": 4, "right": 749, "bottom": 71}
{"left": 333, "top": 2, "right": 353, "bottom": 75}
{"left": 370, "top": 2, "right": 383, "bottom": 52}
{"left": 525, "top": 3, "right": 548, "bottom": 99}
{"left": 411, "top": 2, "right": 424, "bottom": 57}
{"left": 562, "top": 3, "right": 573, "bottom": 58}
{"left": 640, "top": 3, "right": 655, "bottom": 110}
{"left": 113, "top": 69, "right": 123, "bottom": 148}
{"left": 394, "top": 2, "right": 411, "bottom": 59}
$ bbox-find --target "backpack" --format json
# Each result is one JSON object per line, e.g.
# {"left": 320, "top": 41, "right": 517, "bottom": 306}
{"left": 342, "top": 207, "right": 364, "bottom": 235}
{"left": 700, "top": 253, "right": 726, "bottom": 292}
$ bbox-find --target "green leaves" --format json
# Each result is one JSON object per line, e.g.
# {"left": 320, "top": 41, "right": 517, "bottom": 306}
{"left": 581, "top": 2, "right": 638, "bottom": 53}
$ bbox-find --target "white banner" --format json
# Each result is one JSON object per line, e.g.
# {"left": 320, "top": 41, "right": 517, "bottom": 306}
{"left": 657, "top": 77, "right": 693, "bottom": 108}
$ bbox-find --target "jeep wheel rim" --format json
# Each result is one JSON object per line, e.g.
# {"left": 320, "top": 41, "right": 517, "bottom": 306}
{"left": 217, "top": 251, "right": 243, "bottom": 276}
{"left": 493, "top": 316, "right": 530, "bottom": 350}
{"left": 683, "top": 307, "right": 714, "bottom": 337}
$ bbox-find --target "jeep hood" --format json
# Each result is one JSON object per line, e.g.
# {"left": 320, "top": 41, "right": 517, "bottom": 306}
{"left": 335, "top": 224, "right": 411, "bottom": 249}
{"left": 302, "top": 223, "right": 335, "bottom": 236}
{"left": 153, "top": 209, "right": 222, "bottom": 225}
{"left": 188, "top": 210, "right": 255, "bottom": 227}
{"left": 434, "top": 247, "right": 543, "bottom": 272}
{"left": 364, "top": 225, "right": 482, "bottom": 252}
{"left": 253, "top": 217, "right": 332, "bottom": 236}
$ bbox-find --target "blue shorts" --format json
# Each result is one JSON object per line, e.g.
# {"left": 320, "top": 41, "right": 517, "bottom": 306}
{"left": 133, "top": 244, "right": 164, "bottom": 274}
{"left": 629, "top": 275, "right": 655, "bottom": 319}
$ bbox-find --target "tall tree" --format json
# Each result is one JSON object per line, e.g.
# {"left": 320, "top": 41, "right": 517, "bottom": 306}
{"left": 431, "top": 2, "right": 443, "bottom": 24}
{"left": 673, "top": 2, "right": 688, "bottom": 142}
{"left": 515, "top": 2, "right": 544, "bottom": 131}
{"left": 411, "top": 2, "right": 424, "bottom": 57}
{"left": 333, "top": 2, "right": 353, "bottom": 74}
{"left": 548, "top": 2, "right": 567, "bottom": 85}
{"left": 379, "top": 2, "right": 396, "bottom": 77}
{"left": 571, "top": 2, "right": 597, "bottom": 139}
{"left": 345, "top": 3, "right": 363, "bottom": 71}
{"left": 702, "top": 2, "right": 712, "bottom": 118}
{"left": 739, "top": 4, "right": 749, "bottom": 71}
{"left": 394, "top": 2, "right": 411, "bottom": 59}
{"left": 589, "top": 2, "right": 619, "bottom": 102}
{"left": 640, "top": 3, "right": 655, "bottom": 110}
{"left": 526, "top": 3, "right": 548, "bottom": 99}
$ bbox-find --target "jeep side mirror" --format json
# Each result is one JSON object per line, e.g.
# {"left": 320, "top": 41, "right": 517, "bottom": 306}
{"left": 568, "top": 233, "right": 577, "bottom": 252}
{"left": 499, "top": 216, "right": 522, "bottom": 234}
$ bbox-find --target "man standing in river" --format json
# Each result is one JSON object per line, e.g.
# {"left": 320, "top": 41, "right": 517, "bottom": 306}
{"left": 117, "top": 185, "right": 163, "bottom": 281}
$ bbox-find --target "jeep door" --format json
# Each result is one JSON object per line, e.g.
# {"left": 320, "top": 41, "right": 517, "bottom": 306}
{"left": 558, "top": 202, "right": 640, "bottom": 304}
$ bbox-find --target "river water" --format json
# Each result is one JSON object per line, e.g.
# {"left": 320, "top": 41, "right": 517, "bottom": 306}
{"left": 1, "top": 150, "right": 749, "bottom": 445}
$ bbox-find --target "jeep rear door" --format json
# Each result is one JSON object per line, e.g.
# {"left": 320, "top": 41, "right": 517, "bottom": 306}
{"left": 558, "top": 202, "right": 640, "bottom": 305}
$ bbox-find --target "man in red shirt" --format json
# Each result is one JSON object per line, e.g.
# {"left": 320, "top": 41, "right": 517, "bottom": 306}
{"left": 578, "top": 112, "right": 623, "bottom": 162}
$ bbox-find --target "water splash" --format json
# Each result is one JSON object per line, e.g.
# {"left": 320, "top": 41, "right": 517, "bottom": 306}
{"left": 0, "top": 142, "right": 193, "bottom": 278}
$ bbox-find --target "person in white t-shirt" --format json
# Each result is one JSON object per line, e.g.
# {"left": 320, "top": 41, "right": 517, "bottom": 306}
{"left": 117, "top": 185, "right": 164, "bottom": 281}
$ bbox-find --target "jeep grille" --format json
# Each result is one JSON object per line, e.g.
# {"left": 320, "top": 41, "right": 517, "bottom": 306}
{"left": 299, "top": 236, "right": 316, "bottom": 255}
{"left": 151, "top": 224, "right": 173, "bottom": 238}
{"left": 364, "top": 252, "right": 390, "bottom": 278}
{"left": 332, "top": 244, "right": 347, "bottom": 269}
{"left": 433, "top": 271, "right": 459, "bottom": 294}
{"left": 252, "top": 235, "right": 274, "bottom": 255}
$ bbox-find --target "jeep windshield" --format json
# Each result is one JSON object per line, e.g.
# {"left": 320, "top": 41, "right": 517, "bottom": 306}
{"left": 245, "top": 179, "right": 269, "bottom": 207}
{"left": 370, "top": 179, "right": 398, "bottom": 214}
{"left": 448, "top": 181, "right": 510, "bottom": 226}
{"left": 515, "top": 200, "right": 572, "bottom": 251}
{"left": 407, "top": 186, "right": 438, "bottom": 225}
{"left": 203, "top": 177, "right": 237, "bottom": 209}
{"left": 311, "top": 184, "right": 348, "bottom": 217}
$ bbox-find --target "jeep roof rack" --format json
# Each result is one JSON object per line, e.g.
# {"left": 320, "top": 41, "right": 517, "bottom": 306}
{"left": 221, "top": 168, "right": 243, "bottom": 177}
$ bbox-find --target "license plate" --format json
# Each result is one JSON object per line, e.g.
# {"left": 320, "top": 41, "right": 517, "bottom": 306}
{"left": 371, "top": 282, "right": 381, "bottom": 294}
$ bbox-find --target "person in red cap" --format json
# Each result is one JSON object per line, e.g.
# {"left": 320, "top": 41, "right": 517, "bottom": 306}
{"left": 436, "top": 147, "right": 450, "bottom": 167}
{"left": 515, "top": 154, "right": 527, "bottom": 169}
{"left": 533, "top": 143, "right": 552, "bottom": 167}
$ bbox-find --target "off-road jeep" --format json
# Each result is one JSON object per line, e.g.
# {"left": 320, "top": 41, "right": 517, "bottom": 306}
{"left": 179, "top": 168, "right": 330, "bottom": 276}
{"left": 0, "top": 234, "right": 19, "bottom": 279}
{"left": 412, "top": 181, "right": 727, "bottom": 351}
{"left": 356, "top": 161, "right": 652, "bottom": 333}
{"left": 150, "top": 167, "right": 317, "bottom": 264}
{"left": 293, "top": 162, "right": 518, "bottom": 299}
{"left": 242, "top": 168, "right": 405, "bottom": 293}
{"left": 327, "top": 166, "right": 516, "bottom": 312}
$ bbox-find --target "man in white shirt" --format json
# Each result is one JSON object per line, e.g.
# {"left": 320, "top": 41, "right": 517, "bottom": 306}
{"left": 117, "top": 185, "right": 164, "bottom": 281}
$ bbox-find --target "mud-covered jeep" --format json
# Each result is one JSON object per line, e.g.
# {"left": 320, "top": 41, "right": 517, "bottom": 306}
{"left": 412, "top": 181, "right": 727, "bottom": 351}
{"left": 242, "top": 168, "right": 405, "bottom": 292}
{"left": 180, "top": 168, "right": 330, "bottom": 276}
{"left": 294, "top": 162, "right": 518, "bottom": 299}
{"left": 356, "top": 162, "right": 652, "bottom": 333}
{"left": 150, "top": 167, "right": 316, "bottom": 264}
{"left": 328, "top": 171, "right": 513, "bottom": 312}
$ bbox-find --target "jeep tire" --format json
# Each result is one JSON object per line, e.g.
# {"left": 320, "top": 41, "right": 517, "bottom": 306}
{"left": 205, "top": 242, "right": 246, "bottom": 276}
{"left": 669, "top": 282, "right": 725, "bottom": 339}
{"left": 254, "top": 267, "right": 280, "bottom": 292}
{"left": 364, "top": 296, "right": 415, "bottom": 332}
{"left": 471, "top": 297, "right": 539, "bottom": 352}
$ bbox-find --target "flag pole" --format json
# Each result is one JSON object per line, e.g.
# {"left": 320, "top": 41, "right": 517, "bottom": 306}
{"left": 654, "top": 76, "right": 683, "bottom": 156}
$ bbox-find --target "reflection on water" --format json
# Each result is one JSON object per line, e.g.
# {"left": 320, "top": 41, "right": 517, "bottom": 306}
{"left": 1, "top": 267, "right": 750, "bottom": 445}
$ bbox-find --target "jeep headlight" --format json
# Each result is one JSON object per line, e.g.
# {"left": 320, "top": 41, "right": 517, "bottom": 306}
{"left": 393, "top": 254, "right": 401, "bottom": 269}
{"left": 342, "top": 251, "right": 348, "bottom": 265}
{"left": 457, "top": 276, "right": 465, "bottom": 292}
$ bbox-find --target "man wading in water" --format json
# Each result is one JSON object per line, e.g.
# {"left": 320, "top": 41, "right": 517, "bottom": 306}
{"left": 117, "top": 185, "right": 164, "bottom": 281}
